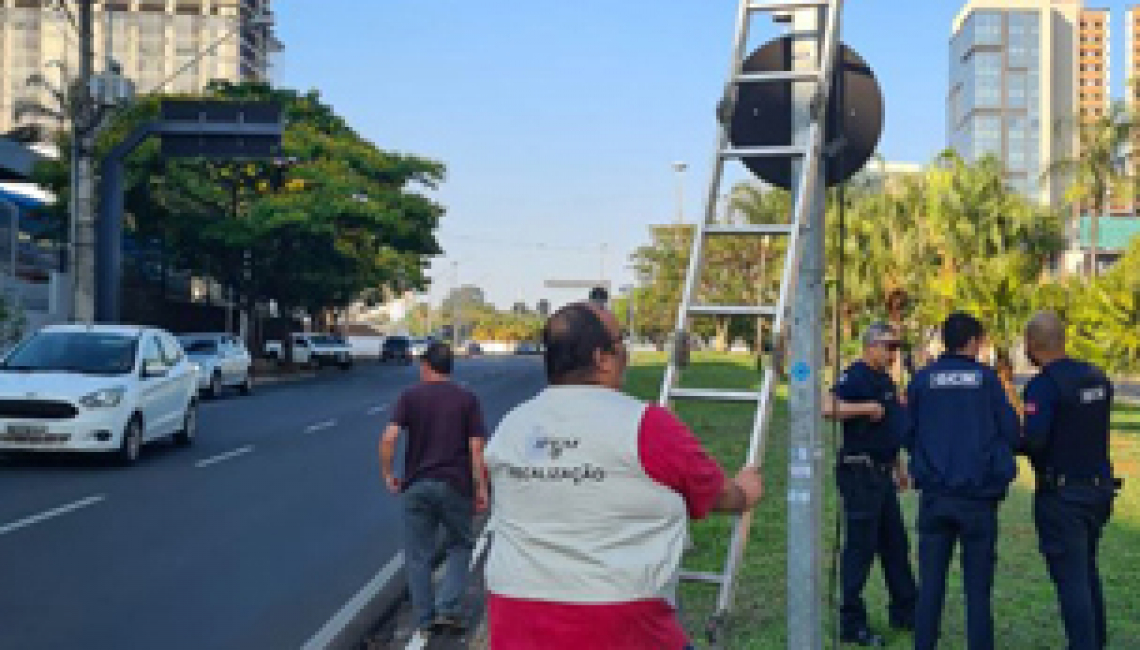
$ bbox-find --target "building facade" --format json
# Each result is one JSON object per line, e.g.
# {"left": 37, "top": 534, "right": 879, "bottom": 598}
{"left": 0, "top": 0, "right": 279, "bottom": 135}
{"left": 949, "top": 0, "right": 1082, "bottom": 206}
{"left": 1078, "top": 7, "right": 1110, "bottom": 120}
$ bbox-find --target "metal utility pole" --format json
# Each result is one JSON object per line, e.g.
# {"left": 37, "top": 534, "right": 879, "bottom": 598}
{"left": 72, "top": 0, "right": 97, "bottom": 322}
{"left": 786, "top": 6, "right": 826, "bottom": 648}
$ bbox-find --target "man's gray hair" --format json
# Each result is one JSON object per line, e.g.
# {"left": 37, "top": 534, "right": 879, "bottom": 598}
{"left": 862, "top": 321, "right": 897, "bottom": 347}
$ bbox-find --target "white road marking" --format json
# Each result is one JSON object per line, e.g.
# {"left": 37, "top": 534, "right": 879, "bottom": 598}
{"left": 471, "top": 529, "right": 491, "bottom": 571}
{"left": 368, "top": 405, "right": 388, "bottom": 416}
{"left": 0, "top": 495, "right": 105, "bottom": 536}
{"left": 405, "top": 629, "right": 430, "bottom": 650}
{"left": 305, "top": 420, "right": 337, "bottom": 434}
{"left": 195, "top": 445, "right": 254, "bottom": 468}
{"left": 302, "top": 551, "right": 405, "bottom": 650}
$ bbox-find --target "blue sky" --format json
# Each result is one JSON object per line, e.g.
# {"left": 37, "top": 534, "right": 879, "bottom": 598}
{"left": 273, "top": 0, "right": 1135, "bottom": 309}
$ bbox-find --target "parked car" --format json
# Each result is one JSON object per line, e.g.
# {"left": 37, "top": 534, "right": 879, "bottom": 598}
{"left": 381, "top": 335, "right": 412, "bottom": 364}
{"left": 514, "top": 341, "right": 541, "bottom": 355}
{"left": 0, "top": 324, "right": 198, "bottom": 465}
{"left": 464, "top": 341, "right": 483, "bottom": 356}
{"left": 265, "top": 333, "right": 353, "bottom": 369}
{"left": 308, "top": 334, "right": 354, "bottom": 369}
{"left": 178, "top": 333, "right": 253, "bottom": 398}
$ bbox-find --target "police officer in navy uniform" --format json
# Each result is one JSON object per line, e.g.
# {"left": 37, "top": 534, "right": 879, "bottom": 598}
{"left": 824, "top": 322, "right": 917, "bottom": 647}
{"left": 906, "top": 313, "right": 1019, "bottom": 650}
{"left": 1021, "top": 311, "right": 1117, "bottom": 649}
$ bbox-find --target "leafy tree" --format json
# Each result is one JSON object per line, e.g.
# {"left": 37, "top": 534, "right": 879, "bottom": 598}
{"left": 32, "top": 82, "right": 444, "bottom": 332}
{"left": 1045, "top": 102, "right": 1135, "bottom": 277}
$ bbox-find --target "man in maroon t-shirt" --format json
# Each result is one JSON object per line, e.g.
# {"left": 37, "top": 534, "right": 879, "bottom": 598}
{"left": 380, "top": 342, "right": 489, "bottom": 634}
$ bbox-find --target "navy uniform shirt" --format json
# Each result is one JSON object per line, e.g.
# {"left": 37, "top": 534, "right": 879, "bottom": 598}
{"left": 1022, "top": 358, "right": 1113, "bottom": 480}
{"left": 906, "top": 354, "right": 1019, "bottom": 499}
{"left": 832, "top": 360, "right": 906, "bottom": 463}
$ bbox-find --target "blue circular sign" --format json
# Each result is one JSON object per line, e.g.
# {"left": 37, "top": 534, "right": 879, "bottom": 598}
{"left": 791, "top": 361, "right": 811, "bottom": 383}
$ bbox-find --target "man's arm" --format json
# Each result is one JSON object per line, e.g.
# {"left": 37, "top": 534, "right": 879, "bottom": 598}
{"left": 379, "top": 422, "right": 401, "bottom": 494}
{"left": 466, "top": 394, "right": 490, "bottom": 513}
{"left": 711, "top": 465, "right": 764, "bottom": 513}
{"left": 638, "top": 405, "right": 761, "bottom": 518}
{"left": 1020, "top": 378, "right": 1054, "bottom": 456}
{"left": 470, "top": 437, "right": 489, "bottom": 513}
{"left": 822, "top": 393, "right": 885, "bottom": 421}
{"left": 903, "top": 380, "right": 919, "bottom": 452}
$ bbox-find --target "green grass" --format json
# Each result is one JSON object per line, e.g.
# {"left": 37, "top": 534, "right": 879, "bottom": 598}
{"left": 625, "top": 352, "right": 1140, "bottom": 649}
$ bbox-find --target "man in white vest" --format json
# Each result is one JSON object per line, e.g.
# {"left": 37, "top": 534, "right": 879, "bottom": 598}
{"left": 484, "top": 302, "right": 764, "bottom": 649}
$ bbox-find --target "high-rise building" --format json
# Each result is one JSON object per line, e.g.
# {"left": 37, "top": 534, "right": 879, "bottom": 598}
{"left": 0, "top": 0, "right": 280, "bottom": 136}
{"left": 1078, "top": 8, "right": 1110, "bottom": 120}
{"left": 948, "top": 0, "right": 1082, "bottom": 207}
{"left": 1129, "top": 6, "right": 1140, "bottom": 107}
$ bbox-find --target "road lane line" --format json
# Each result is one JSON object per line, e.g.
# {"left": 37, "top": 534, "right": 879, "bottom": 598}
{"left": 304, "top": 420, "right": 338, "bottom": 434}
{"left": 405, "top": 629, "right": 430, "bottom": 650}
{"left": 302, "top": 551, "right": 405, "bottom": 650}
{"left": 471, "top": 529, "right": 491, "bottom": 571}
{"left": 368, "top": 405, "right": 388, "bottom": 416}
{"left": 195, "top": 446, "right": 254, "bottom": 468}
{"left": 0, "top": 495, "right": 105, "bottom": 536}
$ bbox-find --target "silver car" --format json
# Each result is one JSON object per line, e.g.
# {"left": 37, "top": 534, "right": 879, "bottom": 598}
{"left": 178, "top": 334, "right": 254, "bottom": 398}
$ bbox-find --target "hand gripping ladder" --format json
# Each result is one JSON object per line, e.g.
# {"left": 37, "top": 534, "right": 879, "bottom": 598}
{"left": 657, "top": 0, "right": 844, "bottom": 635}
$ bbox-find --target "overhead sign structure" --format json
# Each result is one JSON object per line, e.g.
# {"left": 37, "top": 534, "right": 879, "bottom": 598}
{"left": 96, "top": 100, "right": 283, "bottom": 323}
{"left": 728, "top": 36, "right": 884, "bottom": 190}
{"left": 159, "top": 101, "right": 283, "bottom": 159}
{"left": 543, "top": 280, "right": 612, "bottom": 291}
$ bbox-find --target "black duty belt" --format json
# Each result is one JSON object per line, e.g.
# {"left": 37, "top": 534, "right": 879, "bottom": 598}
{"left": 838, "top": 454, "right": 893, "bottom": 474}
{"left": 1037, "top": 470, "right": 1123, "bottom": 493}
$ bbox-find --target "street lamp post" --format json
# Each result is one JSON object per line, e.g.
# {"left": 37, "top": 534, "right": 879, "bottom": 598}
{"left": 672, "top": 161, "right": 688, "bottom": 224}
{"left": 451, "top": 261, "right": 460, "bottom": 348}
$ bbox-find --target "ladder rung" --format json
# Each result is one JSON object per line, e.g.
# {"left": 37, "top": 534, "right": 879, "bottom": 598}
{"left": 681, "top": 570, "right": 726, "bottom": 585}
{"left": 734, "top": 70, "right": 820, "bottom": 84}
{"left": 668, "top": 388, "right": 761, "bottom": 403}
{"left": 688, "top": 305, "right": 777, "bottom": 318}
{"left": 720, "top": 146, "right": 806, "bottom": 159}
{"left": 748, "top": 1, "right": 830, "bottom": 11}
{"left": 704, "top": 224, "right": 793, "bottom": 236}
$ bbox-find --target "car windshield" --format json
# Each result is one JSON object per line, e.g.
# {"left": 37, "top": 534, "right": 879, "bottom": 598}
{"left": 2, "top": 331, "right": 138, "bottom": 375}
{"left": 385, "top": 337, "right": 409, "bottom": 348}
{"left": 180, "top": 338, "right": 218, "bottom": 355}
{"left": 309, "top": 335, "right": 338, "bottom": 346}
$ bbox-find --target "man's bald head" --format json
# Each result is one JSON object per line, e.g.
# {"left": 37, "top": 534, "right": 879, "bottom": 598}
{"left": 543, "top": 302, "right": 622, "bottom": 385}
{"left": 1026, "top": 310, "right": 1066, "bottom": 355}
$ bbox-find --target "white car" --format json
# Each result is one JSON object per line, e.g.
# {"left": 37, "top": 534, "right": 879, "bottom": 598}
{"left": 0, "top": 324, "right": 198, "bottom": 465}
{"left": 179, "top": 333, "right": 254, "bottom": 398}
{"left": 266, "top": 332, "right": 353, "bottom": 369}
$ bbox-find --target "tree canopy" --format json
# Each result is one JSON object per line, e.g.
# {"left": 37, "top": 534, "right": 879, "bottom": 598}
{"left": 33, "top": 81, "right": 445, "bottom": 319}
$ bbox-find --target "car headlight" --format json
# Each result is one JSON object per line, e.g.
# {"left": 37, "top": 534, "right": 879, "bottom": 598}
{"left": 79, "top": 387, "right": 127, "bottom": 409}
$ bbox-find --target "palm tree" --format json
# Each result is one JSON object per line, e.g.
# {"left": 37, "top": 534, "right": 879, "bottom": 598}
{"left": 1045, "top": 102, "right": 1136, "bottom": 278}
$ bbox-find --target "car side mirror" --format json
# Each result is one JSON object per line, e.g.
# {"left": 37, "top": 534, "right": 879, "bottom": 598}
{"left": 142, "top": 359, "right": 166, "bottom": 379}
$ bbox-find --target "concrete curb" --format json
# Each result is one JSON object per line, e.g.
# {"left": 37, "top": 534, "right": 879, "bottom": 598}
{"left": 303, "top": 554, "right": 409, "bottom": 650}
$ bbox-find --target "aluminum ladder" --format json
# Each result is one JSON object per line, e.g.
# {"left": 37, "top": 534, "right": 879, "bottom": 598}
{"left": 657, "top": 0, "right": 845, "bottom": 638}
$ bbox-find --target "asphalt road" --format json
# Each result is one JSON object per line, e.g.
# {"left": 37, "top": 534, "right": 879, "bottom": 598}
{"left": 0, "top": 356, "right": 545, "bottom": 650}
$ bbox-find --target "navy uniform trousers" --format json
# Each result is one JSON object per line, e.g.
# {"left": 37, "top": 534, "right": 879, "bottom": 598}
{"left": 837, "top": 463, "right": 917, "bottom": 637}
{"left": 1034, "top": 485, "right": 1113, "bottom": 650}
{"left": 914, "top": 492, "right": 999, "bottom": 650}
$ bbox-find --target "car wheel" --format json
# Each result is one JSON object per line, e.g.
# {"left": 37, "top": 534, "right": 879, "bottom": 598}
{"left": 173, "top": 402, "right": 197, "bottom": 447}
{"left": 239, "top": 371, "right": 253, "bottom": 395}
{"left": 115, "top": 416, "right": 143, "bottom": 466}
